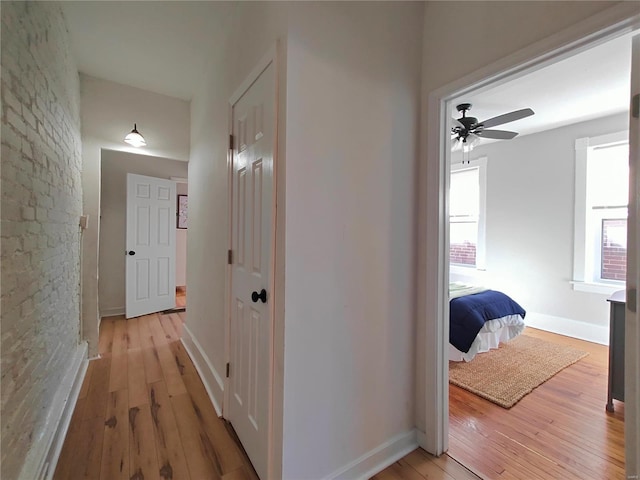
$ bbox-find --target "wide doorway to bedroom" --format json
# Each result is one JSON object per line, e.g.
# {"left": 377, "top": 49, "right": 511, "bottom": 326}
{"left": 445, "top": 32, "right": 632, "bottom": 479}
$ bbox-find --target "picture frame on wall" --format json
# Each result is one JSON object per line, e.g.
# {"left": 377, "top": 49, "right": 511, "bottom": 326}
{"left": 177, "top": 194, "right": 188, "bottom": 229}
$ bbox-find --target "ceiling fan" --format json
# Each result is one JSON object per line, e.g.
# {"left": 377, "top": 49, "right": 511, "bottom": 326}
{"left": 451, "top": 103, "right": 535, "bottom": 152}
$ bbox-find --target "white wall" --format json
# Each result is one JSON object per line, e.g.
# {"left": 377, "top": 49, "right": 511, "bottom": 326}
{"left": 416, "top": 0, "right": 627, "bottom": 448}
{"left": 188, "top": 2, "right": 422, "bottom": 478}
{"left": 460, "top": 113, "right": 628, "bottom": 337}
{"left": 99, "top": 150, "right": 188, "bottom": 316}
{"left": 176, "top": 181, "right": 188, "bottom": 287}
{"left": 283, "top": 4, "right": 423, "bottom": 478}
{"left": 80, "top": 75, "right": 189, "bottom": 353}
{"left": 1, "top": 3, "right": 86, "bottom": 478}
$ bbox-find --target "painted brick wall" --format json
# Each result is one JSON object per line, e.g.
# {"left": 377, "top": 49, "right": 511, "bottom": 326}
{"left": 1, "top": 2, "right": 82, "bottom": 478}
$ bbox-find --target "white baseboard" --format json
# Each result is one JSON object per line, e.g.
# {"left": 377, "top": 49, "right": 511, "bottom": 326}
{"left": 326, "top": 429, "right": 418, "bottom": 480}
{"left": 525, "top": 311, "right": 609, "bottom": 345}
{"left": 18, "top": 342, "right": 88, "bottom": 480}
{"left": 100, "top": 306, "right": 124, "bottom": 318}
{"left": 180, "top": 323, "right": 224, "bottom": 416}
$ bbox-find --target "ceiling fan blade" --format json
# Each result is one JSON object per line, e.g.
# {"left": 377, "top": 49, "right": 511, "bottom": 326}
{"left": 452, "top": 117, "right": 464, "bottom": 127}
{"left": 476, "top": 129, "right": 519, "bottom": 140}
{"left": 479, "top": 108, "right": 534, "bottom": 129}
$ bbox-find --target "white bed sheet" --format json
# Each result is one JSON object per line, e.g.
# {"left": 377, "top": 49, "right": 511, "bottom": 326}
{"left": 449, "top": 314, "right": 525, "bottom": 362}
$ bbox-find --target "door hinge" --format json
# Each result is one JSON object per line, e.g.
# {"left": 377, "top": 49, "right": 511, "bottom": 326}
{"left": 227, "top": 249, "right": 233, "bottom": 265}
{"left": 632, "top": 94, "right": 639, "bottom": 119}
{"left": 229, "top": 134, "right": 234, "bottom": 150}
{"left": 226, "top": 362, "right": 230, "bottom": 378}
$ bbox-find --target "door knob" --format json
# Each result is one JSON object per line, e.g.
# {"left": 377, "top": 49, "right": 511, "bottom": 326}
{"left": 128, "top": 250, "right": 136, "bottom": 256}
{"left": 251, "top": 289, "right": 267, "bottom": 303}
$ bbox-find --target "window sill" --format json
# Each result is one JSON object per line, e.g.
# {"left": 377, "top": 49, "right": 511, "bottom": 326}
{"left": 571, "top": 281, "right": 624, "bottom": 296}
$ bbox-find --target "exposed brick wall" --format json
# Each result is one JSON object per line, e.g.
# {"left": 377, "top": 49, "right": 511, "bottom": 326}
{"left": 1, "top": 2, "right": 82, "bottom": 478}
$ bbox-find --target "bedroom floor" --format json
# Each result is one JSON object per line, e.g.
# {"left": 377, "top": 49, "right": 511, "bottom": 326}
{"left": 448, "top": 327, "right": 625, "bottom": 480}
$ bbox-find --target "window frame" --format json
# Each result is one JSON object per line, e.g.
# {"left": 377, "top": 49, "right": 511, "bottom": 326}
{"left": 573, "top": 131, "right": 628, "bottom": 294}
{"left": 449, "top": 157, "right": 487, "bottom": 276}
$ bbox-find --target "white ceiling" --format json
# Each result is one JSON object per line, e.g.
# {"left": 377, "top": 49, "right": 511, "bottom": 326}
{"left": 62, "top": 3, "right": 633, "bottom": 130}
{"left": 61, "top": 1, "right": 231, "bottom": 101}
{"left": 451, "top": 33, "right": 633, "bottom": 139}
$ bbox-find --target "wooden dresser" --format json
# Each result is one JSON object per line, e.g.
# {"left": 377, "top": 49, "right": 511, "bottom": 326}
{"left": 606, "top": 289, "right": 625, "bottom": 412}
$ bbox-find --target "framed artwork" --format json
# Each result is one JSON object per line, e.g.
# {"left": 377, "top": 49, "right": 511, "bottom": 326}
{"left": 177, "top": 194, "right": 188, "bottom": 229}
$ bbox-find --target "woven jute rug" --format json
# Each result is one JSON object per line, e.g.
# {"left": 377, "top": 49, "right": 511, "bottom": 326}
{"left": 449, "top": 334, "right": 588, "bottom": 408}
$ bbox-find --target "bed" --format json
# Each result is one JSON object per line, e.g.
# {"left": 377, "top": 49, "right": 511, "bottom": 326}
{"left": 449, "top": 282, "right": 526, "bottom": 362}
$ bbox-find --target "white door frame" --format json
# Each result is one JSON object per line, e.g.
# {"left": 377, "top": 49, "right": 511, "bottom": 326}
{"left": 419, "top": 3, "right": 640, "bottom": 473}
{"left": 224, "top": 43, "right": 280, "bottom": 479}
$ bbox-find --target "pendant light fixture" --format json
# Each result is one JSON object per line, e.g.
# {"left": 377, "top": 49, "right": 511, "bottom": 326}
{"left": 124, "top": 123, "right": 146, "bottom": 147}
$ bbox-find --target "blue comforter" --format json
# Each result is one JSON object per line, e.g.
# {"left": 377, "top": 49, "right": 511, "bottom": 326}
{"left": 450, "top": 290, "right": 526, "bottom": 353}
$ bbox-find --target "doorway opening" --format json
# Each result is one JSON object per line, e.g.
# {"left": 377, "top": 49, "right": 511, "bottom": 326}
{"left": 98, "top": 149, "right": 188, "bottom": 320}
{"left": 420, "top": 9, "right": 640, "bottom": 479}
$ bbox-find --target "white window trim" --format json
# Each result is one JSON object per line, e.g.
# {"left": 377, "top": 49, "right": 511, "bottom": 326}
{"left": 450, "top": 156, "right": 487, "bottom": 277}
{"left": 573, "top": 131, "right": 628, "bottom": 295}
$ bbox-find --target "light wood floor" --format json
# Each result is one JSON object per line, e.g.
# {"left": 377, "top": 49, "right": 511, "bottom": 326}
{"left": 176, "top": 287, "right": 186, "bottom": 308}
{"left": 53, "top": 312, "right": 257, "bottom": 480}
{"left": 376, "top": 328, "right": 624, "bottom": 480}
{"left": 447, "top": 327, "right": 625, "bottom": 480}
{"left": 55, "top": 312, "right": 622, "bottom": 479}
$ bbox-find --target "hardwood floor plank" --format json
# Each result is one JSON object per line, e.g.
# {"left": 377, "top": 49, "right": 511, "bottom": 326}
{"left": 98, "top": 317, "right": 115, "bottom": 356}
{"left": 142, "top": 346, "right": 164, "bottom": 385}
{"left": 157, "top": 343, "right": 187, "bottom": 396}
{"left": 129, "top": 403, "right": 161, "bottom": 480}
{"left": 221, "top": 465, "right": 256, "bottom": 480}
{"left": 159, "top": 313, "right": 180, "bottom": 342}
{"left": 169, "top": 340, "right": 199, "bottom": 378}
{"left": 389, "top": 460, "right": 430, "bottom": 480}
{"left": 169, "top": 312, "right": 184, "bottom": 337}
{"left": 78, "top": 360, "right": 93, "bottom": 400}
{"left": 138, "top": 314, "right": 155, "bottom": 350}
{"left": 109, "top": 352, "right": 128, "bottom": 392}
{"left": 148, "top": 381, "right": 192, "bottom": 480}
{"left": 112, "top": 317, "right": 129, "bottom": 355}
{"left": 69, "top": 416, "right": 106, "bottom": 479}
{"left": 100, "top": 389, "right": 130, "bottom": 480}
{"left": 402, "top": 449, "right": 473, "bottom": 480}
{"left": 171, "top": 393, "right": 223, "bottom": 480}
{"left": 127, "top": 316, "right": 142, "bottom": 350}
{"left": 82, "top": 356, "right": 111, "bottom": 421}
{"left": 53, "top": 397, "right": 87, "bottom": 479}
{"left": 149, "top": 313, "right": 171, "bottom": 347}
{"left": 181, "top": 372, "right": 245, "bottom": 474}
{"left": 128, "top": 348, "right": 149, "bottom": 407}
{"left": 431, "top": 454, "right": 481, "bottom": 480}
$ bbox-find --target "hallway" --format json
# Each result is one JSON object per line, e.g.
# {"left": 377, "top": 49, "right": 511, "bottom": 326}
{"left": 53, "top": 313, "right": 257, "bottom": 480}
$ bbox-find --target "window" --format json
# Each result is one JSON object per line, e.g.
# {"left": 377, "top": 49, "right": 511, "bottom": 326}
{"left": 449, "top": 158, "right": 486, "bottom": 270}
{"left": 573, "top": 132, "right": 628, "bottom": 293}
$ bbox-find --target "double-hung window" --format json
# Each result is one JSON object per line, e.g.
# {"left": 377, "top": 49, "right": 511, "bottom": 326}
{"left": 449, "top": 158, "right": 486, "bottom": 270}
{"left": 573, "top": 132, "right": 629, "bottom": 293}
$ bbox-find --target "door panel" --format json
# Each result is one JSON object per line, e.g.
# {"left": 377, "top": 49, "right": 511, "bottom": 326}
{"left": 228, "top": 60, "right": 275, "bottom": 480}
{"left": 126, "top": 174, "right": 177, "bottom": 318}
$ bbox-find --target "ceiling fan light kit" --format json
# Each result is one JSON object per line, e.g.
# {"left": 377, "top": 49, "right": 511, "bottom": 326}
{"left": 451, "top": 103, "right": 535, "bottom": 155}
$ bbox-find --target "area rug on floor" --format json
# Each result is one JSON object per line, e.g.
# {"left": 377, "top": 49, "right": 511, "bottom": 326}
{"left": 449, "top": 334, "right": 588, "bottom": 408}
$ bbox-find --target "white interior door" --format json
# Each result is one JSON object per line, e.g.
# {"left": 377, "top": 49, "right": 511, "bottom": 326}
{"left": 126, "top": 173, "right": 177, "bottom": 318}
{"left": 228, "top": 60, "right": 275, "bottom": 480}
{"left": 625, "top": 32, "right": 640, "bottom": 479}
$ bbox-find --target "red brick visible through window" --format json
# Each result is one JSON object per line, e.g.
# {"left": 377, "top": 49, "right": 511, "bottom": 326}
{"left": 450, "top": 242, "right": 476, "bottom": 266}
{"left": 602, "top": 219, "right": 627, "bottom": 281}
